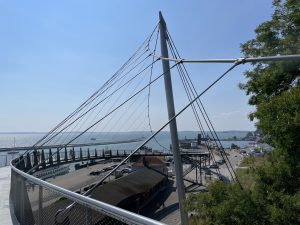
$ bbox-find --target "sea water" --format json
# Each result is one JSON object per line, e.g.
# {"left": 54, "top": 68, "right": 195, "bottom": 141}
{"left": 0, "top": 131, "right": 253, "bottom": 167}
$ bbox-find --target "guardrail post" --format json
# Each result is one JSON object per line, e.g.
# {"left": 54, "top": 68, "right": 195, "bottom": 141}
{"left": 94, "top": 148, "right": 97, "bottom": 158}
{"left": 72, "top": 147, "right": 76, "bottom": 161}
{"left": 80, "top": 148, "right": 83, "bottom": 160}
{"left": 39, "top": 185, "right": 44, "bottom": 225}
{"left": 57, "top": 149, "right": 61, "bottom": 165}
{"left": 87, "top": 148, "right": 90, "bottom": 159}
{"left": 64, "top": 147, "right": 68, "bottom": 162}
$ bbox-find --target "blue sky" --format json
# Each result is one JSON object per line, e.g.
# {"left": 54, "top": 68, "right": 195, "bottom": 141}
{"left": 0, "top": 1, "right": 274, "bottom": 132}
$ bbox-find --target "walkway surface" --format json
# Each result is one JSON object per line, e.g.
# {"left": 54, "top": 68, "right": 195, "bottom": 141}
{"left": 0, "top": 166, "right": 13, "bottom": 225}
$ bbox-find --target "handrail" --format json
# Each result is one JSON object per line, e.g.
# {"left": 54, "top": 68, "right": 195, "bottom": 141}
{"left": 10, "top": 161, "right": 166, "bottom": 225}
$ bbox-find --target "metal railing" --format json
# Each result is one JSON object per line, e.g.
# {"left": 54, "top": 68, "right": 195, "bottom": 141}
{"left": 10, "top": 159, "right": 166, "bottom": 225}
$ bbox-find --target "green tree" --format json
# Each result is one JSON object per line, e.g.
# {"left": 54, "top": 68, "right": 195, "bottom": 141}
{"left": 240, "top": 0, "right": 300, "bottom": 194}
{"left": 185, "top": 182, "right": 266, "bottom": 225}
{"left": 185, "top": 1, "right": 300, "bottom": 224}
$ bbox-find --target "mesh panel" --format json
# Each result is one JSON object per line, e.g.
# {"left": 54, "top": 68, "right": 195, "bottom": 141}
{"left": 10, "top": 169, "right": 130, "bottom": 225}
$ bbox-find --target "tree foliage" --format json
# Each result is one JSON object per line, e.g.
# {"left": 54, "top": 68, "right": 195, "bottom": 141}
{"left": 240, "top": 0, "right": 300, "bottom": 195}
{"left": 185, "top": 1, "right": 300, "bottom": 224}
{"left": 240, "top": 0, "right": 300, "bottom": 151}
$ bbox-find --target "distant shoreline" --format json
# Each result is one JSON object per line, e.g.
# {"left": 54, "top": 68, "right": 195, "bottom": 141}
{"left": 0, "top": 130, "right": 254, "bottom": 135}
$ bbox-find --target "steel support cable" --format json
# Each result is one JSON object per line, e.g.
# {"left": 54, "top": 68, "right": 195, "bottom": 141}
{"left": 167, "top": 41, "right": 212, "bottom": 153}
{"left": 15, "top": 53, "right": 158, "bottom": 166}
{"left": 166, "top": 38, "right": 209, "bottom": 142}
{"left": 166, "top": 37, "right": 221, "bottom": 169}
{"left": 82, "top": 96, "right": 148, "bottom": 152}
{"left": 32, "top": 29, "right": 156, "bottom": 149}
{"left": 36, "top": 57, "right": 159, "bottom": 148}
{"left": 58, "top": 55, "right": 153, "bottom": 146}
{"left": 41, "top": 62, "right": 161, "bottom": 170}
{"left": 94, "top": 62, "right": 240, "bottom": 185}
{"left": 166, "top": 32, "right": 237, "bottom": 182}
{"left": 177, "top": 66, "right": 222, "bottom": 176}
{"left": 23, "top": 55, "right": 145, "bottom": 163}
{"left": 84, "top": 85, "right": 150, "bottom": 145}
{"left": 115, "top": 97, "right": 150, "bottom": 134}
{"left": 166, "top": 31, "right": 228, "bottom": 150}
{"left": 34, "top": 36, "right": 300, "bottom": 150}
{"left": 181, "top": 77, "right": 241, "bottom": 185}
{"left": 147, "top": 29, "right": 169, "bottom": 152}
{"left": 166, "top": 41, "right": 237, "bottom": 181}
{"left": 167, "top": 41, "right": 223, "bottom": 177}
{"left": 176, "top": 69, "right": 241, "bottom": 185}
{"left": 176, "top": 64, "right": 221, "bottom": 167}
{"left": 40, "top": 51, "right": 152, "bottom": 146}
{"left": 27, "top": 60, "right": 181, "bottom": 174}
{"left": 18, "top": 55, "right": 151, "bottom": 168}
{"left": 80, "top": 61, "right": 156, "bottom": 145}
{"left": 33, "top": 42, "right": 148, "bottom": 148}
{"left": 104, "top": 65, "right": 156, "bottom": 140}
{"left": 73, "top": 53, "right": 158, "bottom": 145}
{"left": 177, "top": 64, "right": 225, "bottom": 178}
{"left": 146, "top": 23, "right": 159, "bottom": 51}
{"left": 126, "top": 104, "right": 150, "bottom": 133}
{"left": 168, "top": 44, "right": 228, "bottom": 180}
{"left": 55, "top": 62, "right": 240, "bottom": 220}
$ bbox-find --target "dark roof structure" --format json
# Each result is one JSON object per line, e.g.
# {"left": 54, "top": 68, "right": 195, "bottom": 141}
{"left": 91, "top": 167, "right": 167, "bottom": 207}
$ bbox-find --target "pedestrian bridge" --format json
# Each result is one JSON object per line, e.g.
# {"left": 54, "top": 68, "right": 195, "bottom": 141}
{"left": 7, "top": 10, "right": 298, "bottom": 225}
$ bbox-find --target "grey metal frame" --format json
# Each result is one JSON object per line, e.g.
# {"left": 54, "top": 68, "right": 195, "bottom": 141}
{"left": 10, "top": 161, "right": 166, "bottom": 225}
{"left": 159, "top": 11, "right": 189, "bottom": 225}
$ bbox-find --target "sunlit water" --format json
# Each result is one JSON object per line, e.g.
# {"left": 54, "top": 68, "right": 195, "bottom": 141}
{"left": 0, "top": 131, "right": 253, "bottom": 167}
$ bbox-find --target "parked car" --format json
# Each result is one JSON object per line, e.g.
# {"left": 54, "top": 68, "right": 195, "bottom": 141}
{"left": 216, "top": 159, "right": 225, "bottom": 165}
{"left": 110, "top": 164, "right": 119, "bottom": 168}
{"left": 102, "top": 167, "right": 113, "bottom": 172}
{"left": 209, "top": 164, "right": 219, "bottom": 169}
{"left": 89, "top": 170, "right": 102, "bottom": 176}
{"left": 121, "top": 167, "right": 132, "bottom": 173}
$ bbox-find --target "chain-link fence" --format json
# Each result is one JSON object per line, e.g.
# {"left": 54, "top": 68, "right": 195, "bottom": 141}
{"left": 10, "top": 161, "right": 165, "bottom": 225}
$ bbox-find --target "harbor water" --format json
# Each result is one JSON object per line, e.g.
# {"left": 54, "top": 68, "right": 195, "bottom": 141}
{"left": 0, "top": 131, "right": 254, "bottom": 167}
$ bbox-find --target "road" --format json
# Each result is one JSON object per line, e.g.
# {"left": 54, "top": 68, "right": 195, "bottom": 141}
{"left": 212, "top": 149, "right": 243, "bottom": 181}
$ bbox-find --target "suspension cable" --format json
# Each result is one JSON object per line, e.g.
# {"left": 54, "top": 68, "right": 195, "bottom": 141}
{"left": 166, "top": 30, "right": 242, "bottom": 186}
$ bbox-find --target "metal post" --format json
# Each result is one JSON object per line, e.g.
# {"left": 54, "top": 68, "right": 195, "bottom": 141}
{"left": 159, "top": 11, "right": 188, "bottom": 225}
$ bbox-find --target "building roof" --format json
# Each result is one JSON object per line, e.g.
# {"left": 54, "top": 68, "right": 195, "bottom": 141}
{"left": 91, "top": 167, "right": 166, "bottom": 206}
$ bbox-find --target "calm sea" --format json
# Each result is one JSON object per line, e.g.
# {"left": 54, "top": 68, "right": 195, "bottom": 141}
{"left": 0, "top": 131, "right": 253, "bottom": 167}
